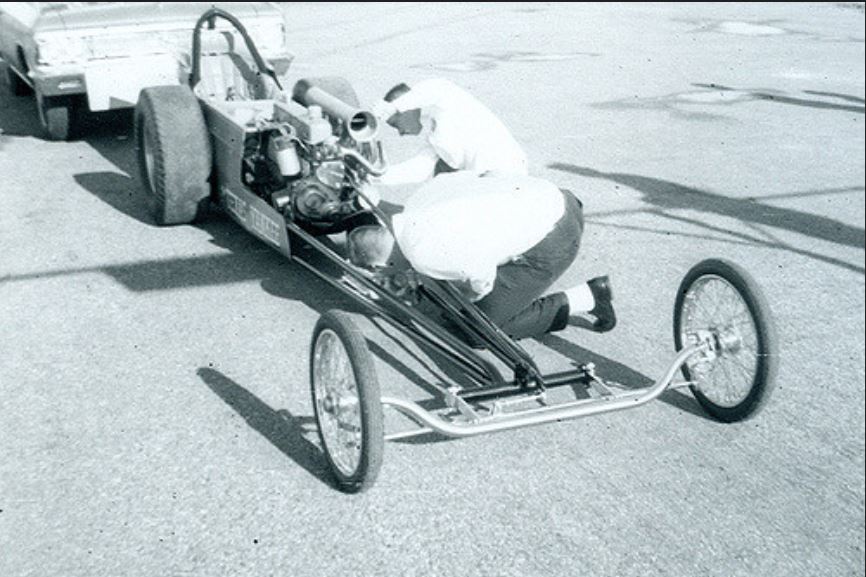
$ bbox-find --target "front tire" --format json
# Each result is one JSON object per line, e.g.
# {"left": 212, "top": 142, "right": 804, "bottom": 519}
{"left": 135, "top": 85, "right": 212, "bottom": 226}
{"left": 310, "top": 310, "right": 384, "bottom": 493}
{"left": 673, "top": 259, "right": 778, "bottom": 422}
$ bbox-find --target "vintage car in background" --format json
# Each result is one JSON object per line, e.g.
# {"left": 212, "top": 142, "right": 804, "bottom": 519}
{"left": 0, "top": 2, "right": 291, "bottom": 140}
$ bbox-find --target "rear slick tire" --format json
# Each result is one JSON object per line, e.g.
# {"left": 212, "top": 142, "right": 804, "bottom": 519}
{"left": 135, "top": 85, "right": 212, "bottom": 226}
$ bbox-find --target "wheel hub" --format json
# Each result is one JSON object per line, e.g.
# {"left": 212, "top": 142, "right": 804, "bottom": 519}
{"left": 716, "top": 327, "right": 743, "bottom": 355}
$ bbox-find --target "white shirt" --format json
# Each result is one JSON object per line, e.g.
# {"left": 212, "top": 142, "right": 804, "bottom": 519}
{"left": 380, "top": 79, "right": 529, "bottom": 185}
{"left": 392, "top": 172, "right": 565, "bottom": 300}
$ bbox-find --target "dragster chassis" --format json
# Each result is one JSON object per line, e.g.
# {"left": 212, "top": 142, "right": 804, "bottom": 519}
{"left": 135, "top": 7, "right": 778, "bottom": 494}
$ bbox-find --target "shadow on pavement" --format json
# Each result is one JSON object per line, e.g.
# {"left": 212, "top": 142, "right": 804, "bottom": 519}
{"left": 591, "top": 83, "right": 865, "bottom": 119}
{"left": 72, "top": 108, "right": 153, "bottom": 223}
{"left": 73, "top": 171, "right": 153, "bottom": 225}
{"left": 550, "top": 162, "right": 865, "bottom": 274}
{"left": 0, "top": 92, "right": 39, "bottom": 138}
{"left": 79, "top": 108, "right": 138, "bottom": 171}
{"left": 366, "top": 339, "right": 450, "bottom": 405}
{"left": 197, "top": 367, "right": 336, "bottom": 489}
{"left": 692, "top": 83, "right": 865, "bottom": 114}
{"left": 801, "top": 90, "right": 865, "bottom": 104}
{"left": 551, "top": 163, "right": 865, "bottom": 249}
{"left": 364, "top": 339, "right": 455, "bottom": 445}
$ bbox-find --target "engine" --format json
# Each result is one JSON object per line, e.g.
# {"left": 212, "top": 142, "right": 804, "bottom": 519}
{"left": 240, "top": 81, "right": 386, "bottom": 235}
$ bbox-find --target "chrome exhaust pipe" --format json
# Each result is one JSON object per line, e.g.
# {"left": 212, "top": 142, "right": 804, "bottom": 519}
{"left": 293, "top": 80, "right": 378, "bottom": 142}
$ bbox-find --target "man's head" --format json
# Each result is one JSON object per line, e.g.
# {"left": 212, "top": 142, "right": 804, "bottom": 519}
{"left": 348, "top": 225, "right": 401, "bottom": 269}
{"left": 375, "top": 82, "right": 423, "bottom": 136}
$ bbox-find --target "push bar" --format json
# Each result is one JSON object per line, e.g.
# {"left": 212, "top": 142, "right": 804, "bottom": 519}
{"left": 382, "top": 343, "right": 704, "bottom": 438}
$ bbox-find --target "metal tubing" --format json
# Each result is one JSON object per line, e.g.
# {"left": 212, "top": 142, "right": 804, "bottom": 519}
{"left": 294, "top": 83, "right": 378, "bottom": 142}
{"left": 419, "top": 280, "right": 541, "bottom": 383}
{"left": 339, "top": 144, "right": 388, "bottom": 177}
{"left": 190, "top": 8, "right": 282, "bottom": 90}
{"left": 457, "top": 369, "right": 587, "bottom": 403}
{"left": 286, "top": 223, "right": 506, "bottom": 385}
{"left": 290, "top": 256, "right": 493, "bottom": 385}
{"left": 427, "top": 280, "right": 537, "bottom": 371}
{"left": 384, "top": 428, "right": 435, "bottom": 442}
{"left": 381, "top": 344, "right": 704, "bottom": 438}
{"left": 457, "top": 384, "right": 534, "bottom": 403}
{"left": 536, "top": 368, "right": 590, "bottom": 388}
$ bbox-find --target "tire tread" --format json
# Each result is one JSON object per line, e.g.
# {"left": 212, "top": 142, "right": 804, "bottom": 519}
{"left": 135, "top": 86, "right": 212, "bottom": 225}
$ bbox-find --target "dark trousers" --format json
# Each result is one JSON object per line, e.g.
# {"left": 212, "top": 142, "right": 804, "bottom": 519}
{"left": 474, "top": 189, "right": 583, "bottom": 340}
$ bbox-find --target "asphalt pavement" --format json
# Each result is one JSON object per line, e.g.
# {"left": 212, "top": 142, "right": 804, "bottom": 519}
{"left": 1, "top": 3, "right": 864, "bottom": 577}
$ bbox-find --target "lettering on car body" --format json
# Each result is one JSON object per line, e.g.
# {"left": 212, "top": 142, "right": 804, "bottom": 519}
{"left": 224, "top": 187, "right": 283, "bottom": 248}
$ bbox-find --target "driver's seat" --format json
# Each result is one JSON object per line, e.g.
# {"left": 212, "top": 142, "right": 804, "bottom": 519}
{"left": 193, "top": 29, "right": 280, "bottom": 101}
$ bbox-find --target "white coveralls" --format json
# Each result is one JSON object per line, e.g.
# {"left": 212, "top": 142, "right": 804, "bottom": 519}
{"left": 377, "top": 79, "right": 529, "bottom": 186}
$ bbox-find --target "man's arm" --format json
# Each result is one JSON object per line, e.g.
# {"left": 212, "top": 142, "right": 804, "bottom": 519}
{"left": 377, "top": 148, "right": 439, "bottom": 186}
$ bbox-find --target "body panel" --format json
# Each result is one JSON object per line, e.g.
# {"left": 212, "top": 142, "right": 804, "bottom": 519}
{"left": 203, "top": 99, "right": 292, "bottom": 257}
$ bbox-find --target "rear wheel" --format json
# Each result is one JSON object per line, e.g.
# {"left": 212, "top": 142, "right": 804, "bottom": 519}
{"left": 6, "top": 66, "right": 32, "bottom": 96}
{"left": 310, "top": 310, "right": 384, "bottom": 493}
{"left": 36, "top": 91, "right": 76, "bottom": 141}
{"left": 135, "top": 85, "right": 212, "bottom": 225}
{"left": 673, "top": 259, "right": 778, "bottom": 422}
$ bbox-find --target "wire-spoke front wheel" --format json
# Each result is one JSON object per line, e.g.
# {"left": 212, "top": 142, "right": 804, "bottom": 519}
{"left": 674, "top": 259, "right": 778, "bottom": 422}
{"left": 310, "top": 310, "right": 383, "bottom": 493}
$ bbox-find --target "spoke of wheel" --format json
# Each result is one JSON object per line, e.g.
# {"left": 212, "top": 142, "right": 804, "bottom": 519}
{"left": 315, "top": 331, "right": 362, "bottom": 477}
{"left": 720, "top": 359, "right": 741, "bottom": 404}
{"left": 688, "top": 295, "right": 710, "bottom": 332}
{"left": 693, "top": 285, "right": 717, "bottom": 327}
{"left": 686, "top": 275, "right": 762, "bottom": 408}
{"left": 727, "top": 355, "right": 754, "bottom": 388}
{"left": 706, "top": 281, "right": 726, "bottom": 325}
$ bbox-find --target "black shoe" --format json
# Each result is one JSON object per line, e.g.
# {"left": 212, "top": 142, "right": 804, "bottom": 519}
{"left": 588, "top": 276, "right": 617, "bottom": 332}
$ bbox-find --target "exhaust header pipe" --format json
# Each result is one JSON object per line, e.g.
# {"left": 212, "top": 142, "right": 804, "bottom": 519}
{"left": 293, "top": 79, "right": 378, "bottom": 142}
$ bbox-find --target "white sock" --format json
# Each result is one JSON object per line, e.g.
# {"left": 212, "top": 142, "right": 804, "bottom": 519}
{"left": 564, "top": 283, "right": 595, "bottom": 314}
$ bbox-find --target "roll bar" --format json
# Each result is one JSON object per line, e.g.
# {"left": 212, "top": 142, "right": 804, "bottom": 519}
{"left": 189, "top": 7, "right": 284, "bottom": 92}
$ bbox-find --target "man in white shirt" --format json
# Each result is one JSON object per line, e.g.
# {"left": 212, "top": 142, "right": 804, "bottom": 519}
{"left": 350, "top": 172, "right": 616, "bottom": 340}
{"left": 371, "top": 79, "right": 529, "bottom": 186}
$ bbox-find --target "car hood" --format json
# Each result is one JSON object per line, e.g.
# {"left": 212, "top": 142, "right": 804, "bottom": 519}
{"left": 34, "top": 2, "right": 281, "bottom": 33}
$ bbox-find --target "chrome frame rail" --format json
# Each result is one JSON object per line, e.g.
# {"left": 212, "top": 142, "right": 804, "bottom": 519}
{"left": 382, "top": 344, "right": 704, "bottom": 439}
